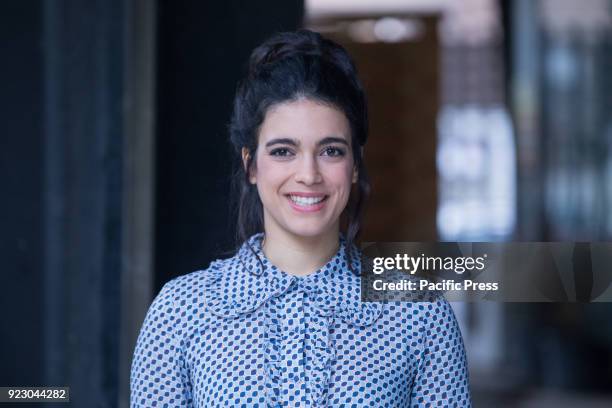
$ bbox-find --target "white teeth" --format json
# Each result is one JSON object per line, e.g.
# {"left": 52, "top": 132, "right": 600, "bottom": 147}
{"left": 289, "top": 195, "right": 326, "bottom": 206}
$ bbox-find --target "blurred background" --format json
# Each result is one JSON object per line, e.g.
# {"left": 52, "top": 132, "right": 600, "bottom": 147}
{"left": 2, "top": 0, "right": 612, "bottom": 406}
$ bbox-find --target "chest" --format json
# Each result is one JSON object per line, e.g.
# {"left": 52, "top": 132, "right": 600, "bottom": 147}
{"left": 184, "top": 296, "right": 421, "bottom": 407}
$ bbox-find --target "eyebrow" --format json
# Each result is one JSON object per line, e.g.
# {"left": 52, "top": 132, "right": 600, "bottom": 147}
{"left": 265, "top": 136, "right": 349, "bottom": 148}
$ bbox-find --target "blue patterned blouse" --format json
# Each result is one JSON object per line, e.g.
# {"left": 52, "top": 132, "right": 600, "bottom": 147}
{"left": 130, "top": 233, "right": 471, "bottom": 407}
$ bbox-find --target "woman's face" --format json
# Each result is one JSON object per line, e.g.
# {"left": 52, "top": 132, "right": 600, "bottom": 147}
{"left": 244, "top": 98, "right": 357, "bottom": 240}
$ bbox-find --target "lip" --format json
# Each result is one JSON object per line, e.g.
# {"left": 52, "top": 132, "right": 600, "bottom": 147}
{"left": 285, "top": 193, "right": 328, "bottom": 213}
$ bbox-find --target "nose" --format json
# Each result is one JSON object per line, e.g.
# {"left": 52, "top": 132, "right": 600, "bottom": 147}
{"left": 294, "top": 155, "right": 322, "bottom": 185}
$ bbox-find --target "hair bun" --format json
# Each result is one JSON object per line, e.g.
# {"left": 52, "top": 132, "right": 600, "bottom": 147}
{"left": 249, "top": 30, "right": 337, "bottom": 75}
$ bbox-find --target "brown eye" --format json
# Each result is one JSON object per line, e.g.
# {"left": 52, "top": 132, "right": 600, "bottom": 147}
{"left": 270, "top": 148, "right": 293, "bottom": 157}
{"left": 322, "top": 146, "right": 345, "bottom": 157}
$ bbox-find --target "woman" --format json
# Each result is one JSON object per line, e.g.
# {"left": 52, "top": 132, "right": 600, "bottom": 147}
{"left": 131, "top": 29, "right": 471, "bottom": 407}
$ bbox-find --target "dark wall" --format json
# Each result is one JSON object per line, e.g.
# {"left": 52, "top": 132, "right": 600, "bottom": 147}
{"left": 0, "top": 0, "right": 44, "bottom": 387}
{"left": 154, "top": 0, "right": 304, "bottom": 291}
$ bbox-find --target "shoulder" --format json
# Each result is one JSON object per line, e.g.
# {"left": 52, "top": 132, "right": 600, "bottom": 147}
{"left": 410, "top": 297, "right": 465, "bottom": 353}
{"left": 383, "top": 295, "right": 461, "bottom": 335}
{"left": 141, "top": 257, "right": 236, "bottom": 341}
{"left": 412, "top": 297, "right": 460, "bottom": 334}
{"left": 157, "top": 257, "right": 233, "bottom": 307}
{"left": 366, "top": 266, "right": 459, "bottom": 331}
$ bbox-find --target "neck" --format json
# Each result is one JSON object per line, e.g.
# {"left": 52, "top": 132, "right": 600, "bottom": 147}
{"left": 261, "top": 224, "right": 340, "bottom": 277}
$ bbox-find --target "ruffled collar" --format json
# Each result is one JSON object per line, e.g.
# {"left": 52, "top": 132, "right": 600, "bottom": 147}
{"left": 203, "top": 232, "right": 383, "bottom": 326}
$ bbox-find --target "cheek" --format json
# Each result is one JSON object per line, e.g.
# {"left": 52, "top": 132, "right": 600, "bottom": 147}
{"left": 327, "top": 162, "right": 354, "bottom": 194}
{"left": 254, "top": 157, "right": 285, "bottom": 192}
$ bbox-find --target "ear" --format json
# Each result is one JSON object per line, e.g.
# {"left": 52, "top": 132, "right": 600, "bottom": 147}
{"left": 241, "top": 147, "right": 256, "bottom": 184}
{"left": 352, "top": 146, "right": 363, "bottom": 184}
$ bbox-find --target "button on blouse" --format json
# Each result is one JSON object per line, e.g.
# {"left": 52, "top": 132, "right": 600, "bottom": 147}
{"left": 130, "top": 233, "right": 472, "bottom": 407}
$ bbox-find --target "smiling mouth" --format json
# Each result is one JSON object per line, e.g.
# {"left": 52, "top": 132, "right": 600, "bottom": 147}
{"left": 287, "top": 194, "right": 328, "bottom": 206}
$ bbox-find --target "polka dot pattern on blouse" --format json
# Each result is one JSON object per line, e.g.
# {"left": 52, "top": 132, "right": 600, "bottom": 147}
{"left": 130, "top": 233, "right": 472, "bottom": 407}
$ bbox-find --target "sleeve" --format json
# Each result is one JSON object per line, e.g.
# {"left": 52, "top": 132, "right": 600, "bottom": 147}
{"left": 130, "top": 279, "right": 194, "bottom": 407}
{"left": 410, "top": 298, "right": 472, "bottom": 407}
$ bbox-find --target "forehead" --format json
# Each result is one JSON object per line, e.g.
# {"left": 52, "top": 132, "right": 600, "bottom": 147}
{"left": 258, "top": 98, "right": 350, "bottom": 144}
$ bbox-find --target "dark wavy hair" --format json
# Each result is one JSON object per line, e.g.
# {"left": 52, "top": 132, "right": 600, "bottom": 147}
{"left": 228, "top": 29, "right": 370, "bottom": 273}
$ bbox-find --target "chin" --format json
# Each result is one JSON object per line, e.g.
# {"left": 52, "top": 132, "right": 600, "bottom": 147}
{"left": 285, "top": 221, "right": 333, "bottom": 239}
{"left": 288, "top": 227, "right": 327, "bottom": 239}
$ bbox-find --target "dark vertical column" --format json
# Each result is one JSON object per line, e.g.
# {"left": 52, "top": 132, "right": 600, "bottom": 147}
{"left": 43, "top": 1, "right": 131, "bottom": 406}
{"left": 154, "top": 0, "right": 304, "bottom": 290}
{"left": 0, "top": 0, "right": 44, "bottom": 389}
{"left": 118, "top": 1, "right": 157, "bottom": 407}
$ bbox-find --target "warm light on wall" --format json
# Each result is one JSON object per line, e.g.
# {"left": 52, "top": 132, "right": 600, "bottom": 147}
{"left": 305, "top": 0, "right": 449, "bottom": 17}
